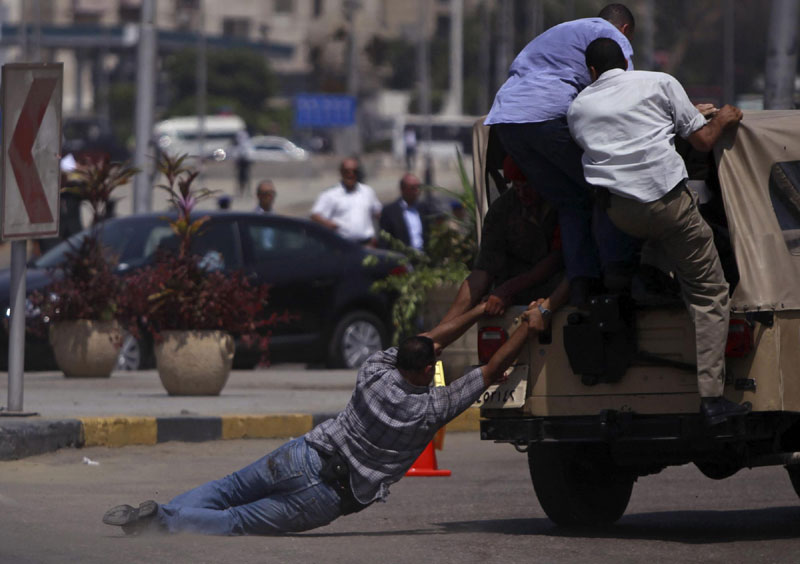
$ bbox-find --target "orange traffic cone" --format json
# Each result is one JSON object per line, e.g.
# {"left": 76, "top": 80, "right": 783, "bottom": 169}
{"left": 405, "top": 441, "right": 451, "bottom": 477}
{"left": 406, "top": 360, "right": 452, "bottom": 477}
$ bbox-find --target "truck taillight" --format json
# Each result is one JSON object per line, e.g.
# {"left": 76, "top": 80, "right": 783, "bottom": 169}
{"left": 389, "top": 265, "right": 408, "bottom": 276}
{"left": 726, "top": 319, "right": 753, "bottom": 357}
{"left": 478, "top": 326, "right": 507, "bottom": 364}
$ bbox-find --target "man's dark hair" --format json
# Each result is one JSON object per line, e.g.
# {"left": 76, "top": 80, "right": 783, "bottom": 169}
{"left": 397, "top": 336, "right": 436, "bottom": 372}
{"left": 585, "top": 37, "right": 628, "bottom": 77}
{"left": 598, "top": 3, "right": 635, "bottom": 30}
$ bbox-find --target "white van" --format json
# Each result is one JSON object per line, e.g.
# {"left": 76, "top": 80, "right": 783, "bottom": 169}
{"left": 154, "top": 115, "right": 246, "bottom": 161}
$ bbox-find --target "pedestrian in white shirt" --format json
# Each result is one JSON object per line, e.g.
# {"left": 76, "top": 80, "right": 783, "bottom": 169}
{"left": 311, "top": 158, "right": 382, "bottom": 246}
{"left": 567, "top": 37, "right": 747, "bottom": 426}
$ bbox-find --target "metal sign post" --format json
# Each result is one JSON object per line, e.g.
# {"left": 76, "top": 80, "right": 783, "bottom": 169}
{"left": 1, "top": 62, "right": 62, "bottom": 415}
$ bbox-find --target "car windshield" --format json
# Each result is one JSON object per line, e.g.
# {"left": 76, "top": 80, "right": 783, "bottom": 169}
{"left": 32, "top": 216, "right": 242, "bottom": 271}
{"left": 33, "top": 217, "right": 166, "bottom": 270}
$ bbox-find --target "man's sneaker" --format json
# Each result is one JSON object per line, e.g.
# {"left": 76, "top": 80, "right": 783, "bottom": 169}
{"left": 700, "top": 396, "right": 752, "bottom": 426}
{"left": 103, "top": 500, "right": 158, "bottom": 535}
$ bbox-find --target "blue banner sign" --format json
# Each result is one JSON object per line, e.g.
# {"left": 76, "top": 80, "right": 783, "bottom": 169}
{"left": 294, "top": 94, "right": 356, "bottom": 128}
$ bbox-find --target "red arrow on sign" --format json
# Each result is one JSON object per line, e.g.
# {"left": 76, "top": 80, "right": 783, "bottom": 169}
{"left": 8, "top": 77, "right": 58, "bottom": 224}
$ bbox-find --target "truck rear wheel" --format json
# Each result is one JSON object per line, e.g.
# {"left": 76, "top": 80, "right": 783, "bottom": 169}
{"left": 527, "top": 443, "right": 634, "bottom": 527}
{"left": 786, "top": 465, "right": 800, "bottom": 498}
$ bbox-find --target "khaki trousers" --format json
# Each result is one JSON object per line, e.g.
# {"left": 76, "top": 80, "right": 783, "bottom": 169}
{"left": 607, "top": 183, "right": 729, "bottom": 398}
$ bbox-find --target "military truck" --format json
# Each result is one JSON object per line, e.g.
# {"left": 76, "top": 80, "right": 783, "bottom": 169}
{"left": 468, "top": 111, "right": 800, "bottom": 526}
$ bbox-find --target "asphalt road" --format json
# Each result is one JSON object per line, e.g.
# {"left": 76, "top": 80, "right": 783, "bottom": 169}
{"left": 2, "top": 433, "right": 800, "bottom": 564}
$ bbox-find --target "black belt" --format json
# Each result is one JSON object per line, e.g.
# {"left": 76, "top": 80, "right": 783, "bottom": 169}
{"left": 313, "top": 447, "right": 371, "bottom": 515}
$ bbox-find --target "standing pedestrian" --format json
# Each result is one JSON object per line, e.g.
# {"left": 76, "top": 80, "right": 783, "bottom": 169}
{"left": 310, "top": 157, "right": 382, "bottom": 246}
{"left": 254, "top": 180, "right": 276, "bottom": 213}
{"left": 234, "top": 130, "right": 253, "bottom": 196}
{"left": 404, "top": 127, "right": 417, "bottom": 171}
{"left": 379, "top": 173, "right": 426, "bottom": 251}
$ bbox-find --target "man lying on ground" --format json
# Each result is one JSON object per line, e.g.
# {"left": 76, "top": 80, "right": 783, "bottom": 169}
{"left": 103, "top": 299, "right": 551, "bottom": 536}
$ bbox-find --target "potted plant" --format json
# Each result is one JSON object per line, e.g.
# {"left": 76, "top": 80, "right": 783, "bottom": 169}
{"left": 120, "top": 154, "right": 270, "bottom": 396}
{"left": 31, "top": 160, "right": 138, "bottom": 378}
{"left": 370, "top": 151, "right": 477, "bottom": 339}
{"left": 368, "top": 152, "right": 478, "bottom": 381}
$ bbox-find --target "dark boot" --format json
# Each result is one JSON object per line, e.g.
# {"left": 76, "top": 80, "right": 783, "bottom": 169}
{"left": 700, "top": 396, "right": 751, "bottom": 426}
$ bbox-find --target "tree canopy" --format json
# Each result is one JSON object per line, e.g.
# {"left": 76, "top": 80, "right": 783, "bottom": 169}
{"left": 163, "top": 47, "right": 276, "bottom": 131}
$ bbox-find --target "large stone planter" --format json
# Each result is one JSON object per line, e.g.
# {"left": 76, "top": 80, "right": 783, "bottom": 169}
{"left": 422, "top": 284, "right": 479, "bottom": 384}
{"left": 154, "top": 330, "right": 235, "bottom": 396}
{"left": 49, "top": 320, "right": 122, "bottom": 378}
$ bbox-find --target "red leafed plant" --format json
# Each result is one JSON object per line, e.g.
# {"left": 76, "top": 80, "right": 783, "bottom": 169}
{"left": 118, "top": 153, "right": 273, "bottom": 353}
{"left": 30, "top": 160, "right": 139, "bottom": 324}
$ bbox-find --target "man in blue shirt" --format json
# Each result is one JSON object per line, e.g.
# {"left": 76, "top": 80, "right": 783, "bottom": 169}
{"left": 485, "top": 3, "right": 639, "bottom": 306}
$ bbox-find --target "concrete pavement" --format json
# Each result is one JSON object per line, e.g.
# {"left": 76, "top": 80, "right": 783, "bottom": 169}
{"left": 0, "top": 365, "right": 481, "bottom": 460}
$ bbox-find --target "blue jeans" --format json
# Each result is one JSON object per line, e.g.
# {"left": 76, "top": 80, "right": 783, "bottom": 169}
{"left": 494, "top": 120, "right": 639, "bottom": 280}
{"left": 156, "top": 437, "right": 343, "bottom": 535}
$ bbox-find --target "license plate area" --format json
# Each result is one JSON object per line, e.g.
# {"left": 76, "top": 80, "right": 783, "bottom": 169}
{"left": 474, "top": 364, "right": 527, "bottom": 409}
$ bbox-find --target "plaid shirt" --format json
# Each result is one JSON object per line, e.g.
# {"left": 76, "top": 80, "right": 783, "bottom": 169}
{"left": 305, "top": 347, "right": 486, "bottom": 504}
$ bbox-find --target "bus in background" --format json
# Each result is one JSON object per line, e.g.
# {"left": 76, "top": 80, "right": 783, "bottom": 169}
{"left": 391, "top": 114, "right": 480, "bottom": 166}
{"left": 154, "top": 114, "right": 246, "bottom": 161}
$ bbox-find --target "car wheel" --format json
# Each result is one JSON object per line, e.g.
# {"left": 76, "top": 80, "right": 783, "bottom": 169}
{"left": 527, "top": 443, "right": 635, "bottom": 527}
{"left": 116, "top": 333, "right": 148, "bottom": 371}
{"left": 327, "top": 310, "right": 387, "bottom": 369}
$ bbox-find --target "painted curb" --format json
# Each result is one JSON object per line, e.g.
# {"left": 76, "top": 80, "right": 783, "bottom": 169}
{"left": 0, "top": 418, "right": 83, "bottom": 460}
{"left": 0, "top": 408, "right": 482, "bottom": 461}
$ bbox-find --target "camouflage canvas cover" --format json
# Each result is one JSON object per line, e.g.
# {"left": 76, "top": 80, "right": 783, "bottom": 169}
{"left": 715, "top": 110, "right": 800, "bottom": 312}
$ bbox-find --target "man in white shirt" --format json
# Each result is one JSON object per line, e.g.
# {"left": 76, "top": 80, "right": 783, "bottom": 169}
{"left": 311, "top": 158, "right": 382, "bottom": 246}
{"left": 567, "top": 37, "right": 747, "bottom": 425}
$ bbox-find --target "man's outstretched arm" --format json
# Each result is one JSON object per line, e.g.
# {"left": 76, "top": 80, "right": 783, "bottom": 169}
{"left": 421, "top": 301, "right": 486, "bottom": 356}
{"left": 481, "top": 302, "right": 549, "bottom": 387}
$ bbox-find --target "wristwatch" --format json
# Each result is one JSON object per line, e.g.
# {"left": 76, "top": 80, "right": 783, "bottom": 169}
{"left": 537, "top": 303, "right": 552, "bottom": 321}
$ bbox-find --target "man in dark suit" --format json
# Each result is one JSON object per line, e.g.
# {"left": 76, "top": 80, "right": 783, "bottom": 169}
{"left": 379, "top": 173, "right": 426, "bottom": 251}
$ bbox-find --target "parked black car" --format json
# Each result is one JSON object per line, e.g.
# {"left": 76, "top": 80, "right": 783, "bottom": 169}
{"left": 0, "top": 211, "right": 404, "bottom": 371}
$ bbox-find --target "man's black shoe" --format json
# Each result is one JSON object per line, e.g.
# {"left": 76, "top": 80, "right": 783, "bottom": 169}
{"left": 700, "top": 396, "right": 751, "bottom": 426}
{"left": 103, "top": 500, "right": 158, "bottom": 535}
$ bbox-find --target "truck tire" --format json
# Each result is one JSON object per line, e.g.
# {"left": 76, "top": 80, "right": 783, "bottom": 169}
{"left": 786, "top": 465, "right": 800, "bottom": 498}
{"left": 527, "top": 443, "right": 634, "bottom": 527}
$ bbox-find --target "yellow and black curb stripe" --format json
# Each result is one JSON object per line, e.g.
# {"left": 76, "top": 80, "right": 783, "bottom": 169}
{"left": 0, "top": 408, "right": 481, "bottom": 461}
